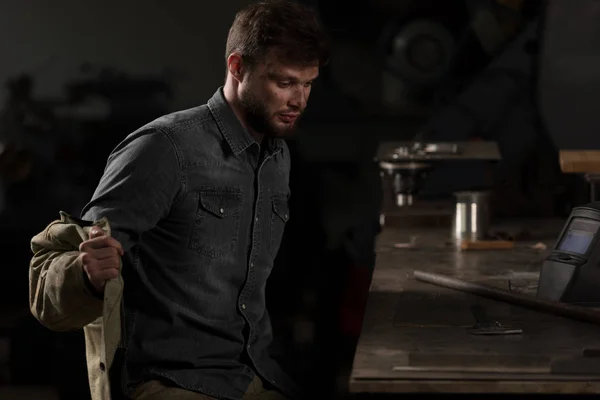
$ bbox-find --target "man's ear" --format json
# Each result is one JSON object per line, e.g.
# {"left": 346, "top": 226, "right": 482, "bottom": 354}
{"left": 227, "top": 53, "right": 245, "bottom": 83}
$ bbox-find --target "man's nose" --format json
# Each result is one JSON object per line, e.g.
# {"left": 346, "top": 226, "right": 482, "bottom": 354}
{"left": 288, "top": 87, "right": 308, "bottom": 110}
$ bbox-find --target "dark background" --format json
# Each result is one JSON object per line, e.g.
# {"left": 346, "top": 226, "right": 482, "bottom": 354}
{"left": 0, "top": 0, "right": 597, "bottom": 399}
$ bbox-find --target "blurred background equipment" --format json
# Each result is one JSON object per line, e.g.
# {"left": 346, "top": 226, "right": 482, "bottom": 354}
{"left": 538, "top": 0, "right": 600, "bottom": 151}
{"left": 376, "top": 140, "right": 500, "bottom": 208}
{"left": 379, "top": 18, "right": 455, "bottom": 112}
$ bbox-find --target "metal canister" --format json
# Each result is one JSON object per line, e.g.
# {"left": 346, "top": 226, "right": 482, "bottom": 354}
{"left": 452, "top": 191, "right": 491, "bottom": 243}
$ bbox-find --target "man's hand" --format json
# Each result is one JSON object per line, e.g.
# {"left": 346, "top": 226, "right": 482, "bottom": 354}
{"left": 79, "top": 226, "right": 124, "bottom": 293}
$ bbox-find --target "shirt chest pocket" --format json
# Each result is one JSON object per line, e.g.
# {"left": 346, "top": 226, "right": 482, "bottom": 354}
{"left": 269, "top": 193, "right": 290, "bottom": 257}
{"left": 189, "top": 187, "right": 243, "bottom": 259}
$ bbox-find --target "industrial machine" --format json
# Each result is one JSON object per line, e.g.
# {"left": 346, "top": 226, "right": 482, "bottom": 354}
{"left": 371, "top": 1, "right": 543, "bottom": 217}
{"left": 376, "top": 140, "right": 501, "bottom": 207}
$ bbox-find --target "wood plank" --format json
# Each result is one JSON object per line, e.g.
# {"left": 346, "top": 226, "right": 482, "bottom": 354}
{"left": 349, "top": 219, "right": 600, "bottom": 393}
{"left": 559, "top": 150, "right": 600, "bottom": 173}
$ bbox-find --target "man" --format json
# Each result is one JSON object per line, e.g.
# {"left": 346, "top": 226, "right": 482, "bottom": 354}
{"left": 29, "top": 1, "right": 329, "bottom": 399}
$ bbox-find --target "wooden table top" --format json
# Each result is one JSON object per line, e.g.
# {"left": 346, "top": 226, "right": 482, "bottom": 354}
{"left": 560, "top": 150, "right": 600, "bottom": 173}
{"left": 349, "top": 219, "right": 600, "bottom": 394}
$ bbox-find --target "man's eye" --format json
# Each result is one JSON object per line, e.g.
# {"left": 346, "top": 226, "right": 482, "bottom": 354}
{"left": 277, "top": 82, "right": 291, "bottom": 88}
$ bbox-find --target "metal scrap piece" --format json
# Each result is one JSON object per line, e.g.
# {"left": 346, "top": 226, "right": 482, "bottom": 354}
{"left": 468, "top": 304, "right": 523, "bottom": 335}
{"left": 467, "top": 320, "right": 523, "bottom": 335}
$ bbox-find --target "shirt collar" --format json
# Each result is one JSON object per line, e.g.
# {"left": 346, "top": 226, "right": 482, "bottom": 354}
{"left": 207, "top": 87, "right": 284, "bottom": 156}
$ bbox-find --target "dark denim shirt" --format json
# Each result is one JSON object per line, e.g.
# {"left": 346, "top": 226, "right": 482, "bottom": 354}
{"left": 81, "top": 88, "right": 298, "bottom": 399}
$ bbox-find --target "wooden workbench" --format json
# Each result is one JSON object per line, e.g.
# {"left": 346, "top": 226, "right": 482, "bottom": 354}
{"left": 349, "top": 219, "right": 600, "bottom": 394}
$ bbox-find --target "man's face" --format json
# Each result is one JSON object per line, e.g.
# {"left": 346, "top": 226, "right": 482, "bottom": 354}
{"left": 238, "top": 54, "right": 319, "bottom": 138}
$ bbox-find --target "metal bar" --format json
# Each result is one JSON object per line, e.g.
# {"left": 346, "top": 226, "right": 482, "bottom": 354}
{"left": 413, "top": 270, "right": 600, "bottom": 326}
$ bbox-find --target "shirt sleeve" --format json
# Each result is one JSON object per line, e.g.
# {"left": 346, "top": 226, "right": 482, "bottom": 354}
{"left": 81, "top": 127, "right": 184, "bottom": 252}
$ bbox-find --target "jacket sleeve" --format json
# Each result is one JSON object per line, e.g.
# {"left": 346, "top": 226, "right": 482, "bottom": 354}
{"left": 29, "top": 221, "right": 104, "bottom": 331}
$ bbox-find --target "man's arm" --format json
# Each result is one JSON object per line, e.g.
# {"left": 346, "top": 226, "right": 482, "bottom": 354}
{"left": 81, "top": 127, "right": 185, "bottom": 251}
{"left": 29, "top": 128, "right": 183, "bottom": 331}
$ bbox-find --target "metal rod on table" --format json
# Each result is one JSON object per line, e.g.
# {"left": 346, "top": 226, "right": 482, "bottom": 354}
{"left": 413, "top": 270, "right": 600, "bottom": 326}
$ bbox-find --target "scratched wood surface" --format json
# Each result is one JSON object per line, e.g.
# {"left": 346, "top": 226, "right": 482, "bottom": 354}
{"left": 349, "top": 219, "right": 600, "bottom": 394}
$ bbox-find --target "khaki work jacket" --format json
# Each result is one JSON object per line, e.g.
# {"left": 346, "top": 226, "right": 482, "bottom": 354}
{"left": 29, "top": 212, "right": 123, "bottom": 400}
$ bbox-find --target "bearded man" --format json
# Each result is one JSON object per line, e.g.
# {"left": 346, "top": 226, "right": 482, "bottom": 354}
{"left": 29, "top": 1, "right": 329, "bottom": 399}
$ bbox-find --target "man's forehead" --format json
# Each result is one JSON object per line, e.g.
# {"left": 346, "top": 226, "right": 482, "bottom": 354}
{"left": 265, "top": 61, "right": 319, "bottom": 80}
{"left": 254, "top": 52, "right": 318, "bottom": 79}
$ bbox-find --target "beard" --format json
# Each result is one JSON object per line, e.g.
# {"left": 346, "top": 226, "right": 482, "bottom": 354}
{"left": 239, "top": 88, "right": 302, "bottom": 138}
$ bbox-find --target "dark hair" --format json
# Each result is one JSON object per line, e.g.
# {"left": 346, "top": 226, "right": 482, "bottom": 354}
{"left": 225, "top": 0, "right": 330, "bottom": 69}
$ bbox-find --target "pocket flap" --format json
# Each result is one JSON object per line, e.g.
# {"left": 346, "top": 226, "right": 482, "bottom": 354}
{"left": 272, "top": 194, "right": 289, "bottom": 222}
{"left": 199, "top": 188, "right": 242, "bottom": 217}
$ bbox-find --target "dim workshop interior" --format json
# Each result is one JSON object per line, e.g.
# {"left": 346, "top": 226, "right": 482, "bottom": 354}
{"left": 2, "top": 0, "right": 600, "bottom": 399}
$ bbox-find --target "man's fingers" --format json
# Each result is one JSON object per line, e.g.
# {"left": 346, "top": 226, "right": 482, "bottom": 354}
{"left": 81, "top": 235, "right": 124, "bottom": 256}
{"left": 79, "top": 226, "right": 124, "bottom": 293}
{"left": 88, "top": 268, "right": 119, "bottom": 282}
{"left": 89, "top": 226, "right": 106, "bottom": 239}
{"left": 93, "top": 247, "right": 121, "bottom": 261}
{"left": 81, "top": 256, "right": 120, "bottom": 271}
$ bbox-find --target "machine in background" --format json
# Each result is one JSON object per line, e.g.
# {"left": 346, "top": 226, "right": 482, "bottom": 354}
{"left": 376, "top": 139, "right": 501, "bottom": 243}
{"left": 376, "top": 139, "right": 501, "bottom": 207}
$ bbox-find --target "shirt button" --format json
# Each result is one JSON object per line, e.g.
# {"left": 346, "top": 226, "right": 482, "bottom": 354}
{"left": 255, "top": 217, "right": 259, "bottom": 222}
{"left": 250, "top": 262, "right": 254, "bottom": 268}
{"left": 284, "top": 214, "right": 288, "bottom": 220}
{"left": 241, "top": 304, "right": 246, "bottom": 310}
{"left": 99, "top": 362, "right": 106, "bottom": 371}
{"left": 219, "top": 208, "right": 224, "bottom": 214}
